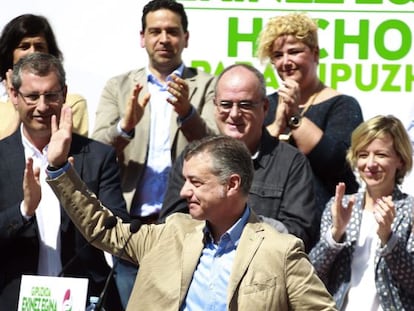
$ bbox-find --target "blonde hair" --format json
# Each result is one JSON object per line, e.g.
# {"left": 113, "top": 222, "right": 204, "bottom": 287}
{"left": 346, "top": 115, "right": 413, "bottom": 185}
{"left": 257, "top": 12, "right": 319, "bottom": 63}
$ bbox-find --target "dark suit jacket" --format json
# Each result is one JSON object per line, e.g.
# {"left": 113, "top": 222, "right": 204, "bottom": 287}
{"left": 0, "top": 130, "right": 128, "bottom": 310}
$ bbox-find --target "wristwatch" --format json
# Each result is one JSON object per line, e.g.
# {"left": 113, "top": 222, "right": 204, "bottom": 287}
{"left": 288, "top": 114, "right": 302, "bottom": 129}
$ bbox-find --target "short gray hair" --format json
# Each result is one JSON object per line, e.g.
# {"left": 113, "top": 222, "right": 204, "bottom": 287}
{"left": 184, "top": 135, "right": 254, "bottom": 196}
{"left": 12, "top": 52, "right": 66, "bottom": 91}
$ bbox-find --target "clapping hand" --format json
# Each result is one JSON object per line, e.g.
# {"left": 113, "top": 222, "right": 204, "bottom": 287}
{"left": 266, "top": 78, "right": 301, "bottom": 138}
{"left": 121, "top": 83, "right": 151, "bottom": 133}
{"left": 374, "top": 196, "right": 395, "bottom": 246}
{"left": 166, "top": 74, "right": 191, "bottom": 118}
{"left": 23, "top": 158, "right": 41, "bottom": 217}
{"left": 331, "top": 182, "right": 355, "bottom": 242}
{"left": 48, "top": 105, "right": 73, "bottom": 168}
{"left": 277, "top": 79, "right": 301, "bottom": 118}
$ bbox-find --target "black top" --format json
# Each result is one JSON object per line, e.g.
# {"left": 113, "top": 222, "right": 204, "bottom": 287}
{"left": 266, "top": 92, "right": 364, "bottom": 217}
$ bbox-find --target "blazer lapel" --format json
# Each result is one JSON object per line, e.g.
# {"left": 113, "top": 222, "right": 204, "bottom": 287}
{"left": 227, "top": 217, "right": 264, "bottom": 306}
{"left": 0, "top": 131, "right": 26, "bottom": 203}
{"left": 180, "top": 223, "right": 205, "bottom": 303}
{"left": 181, "top": 67, "right": 197, "bottom": 102}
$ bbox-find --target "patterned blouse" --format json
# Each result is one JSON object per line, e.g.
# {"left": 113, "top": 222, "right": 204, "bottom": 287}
{"left": 309, "top": 188, "right": 414, "bottom": 310}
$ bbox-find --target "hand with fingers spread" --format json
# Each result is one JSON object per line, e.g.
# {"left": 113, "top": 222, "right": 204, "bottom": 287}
{"left": 120, "top": 83, "right": 151, "bottom": 133}
{"left": 23, "top": 157, "right": 41, "bottom": 217}
{"left": 331, "top": 182, "right": 355, "bottom": 242}
{"left": 374, "top": 196, "right": 396, "bottom": 246}
{"left": 166, "top": 73, "right": 191, "bottom": 118}
{"left": 47, "top": 106, "right": 73, "bottom": 168}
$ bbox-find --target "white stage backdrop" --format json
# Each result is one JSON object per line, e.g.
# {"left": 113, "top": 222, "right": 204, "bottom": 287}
{"left": 2, "top": 0, "right": 413, "bottom": 192}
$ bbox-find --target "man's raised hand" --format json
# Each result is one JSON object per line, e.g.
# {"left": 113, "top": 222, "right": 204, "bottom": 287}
{"left": 121, "top": 83, "right": 150, "bottom": 133}
{"left": 48, "top": 106, "right": 73, "bottom": 168}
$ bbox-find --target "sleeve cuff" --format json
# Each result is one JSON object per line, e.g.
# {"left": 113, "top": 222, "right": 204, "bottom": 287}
{"left": 20, "top": 201, "right": 33, "bottom": 221}
{"left": 46, "top": 161, "right": 71, "bottom": 179}
{"left": 117, "top": 121, "right": 135, "bottom": 140}
{"left": 325, "top": 229, "right": 346, "bottom": 250}
{"left": 378, "top": 232, "right": 398, "bottom": 256}
{"left": 177, "top": 105, "right": 195, "bottom": 126}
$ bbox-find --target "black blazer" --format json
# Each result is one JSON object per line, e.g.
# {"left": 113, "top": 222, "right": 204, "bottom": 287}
{"left": 0, "top": 130, "right": 129, "bottom": 310}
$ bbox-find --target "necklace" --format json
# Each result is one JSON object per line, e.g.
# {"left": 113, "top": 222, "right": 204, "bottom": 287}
{"left": 299, "top": 81, "right": 325, "bottom": 114}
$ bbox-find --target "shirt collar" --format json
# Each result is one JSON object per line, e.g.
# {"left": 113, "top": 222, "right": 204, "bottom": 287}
{"left": 20, "top": 124, "right": 48, "bottom": 162}
{"left": 146, "top": 63, "right": 185, "bottom": 87}
{"left": 204, "top": 206, "right": 250, "bottom": 246}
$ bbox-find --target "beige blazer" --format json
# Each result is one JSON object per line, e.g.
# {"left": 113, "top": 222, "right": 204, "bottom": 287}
{"left": 92, "top": 67, "right": 217, "bottom": 212}
{"left": 0, "top": 93, "right": 89, "bottom": 140}
{"left": 48, "top": 167, "right": 337, "bottom": 311}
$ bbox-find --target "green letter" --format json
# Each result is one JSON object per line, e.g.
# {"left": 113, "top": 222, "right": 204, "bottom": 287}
{"left": 191, "top": 60, "right": 212, "bottom": 74}
{"left": 356, "top": 0, "right": 382, "bottom": 3}
{"left": 335, "top": 19, "right": 369, "bottom": 59}
{"left": 331, "top": 63, "right": 352, "bottom": 89}
{"left": 228, "top": 17, "right": 262, "bottom": 57}
{"left": 355, "top": 64, "right": 378, "bottom": 91}
{"left": 382, "top": 64, "right": 401, "bottom": 91}
{"left": 263, "top": 64, "right": 280, "bottom": 89}
{"left": 375, "top": 20, "right": 411, "bottom": 60}
{"left": 317, "top": 18, "right": 330, "bottom": 59}
{"left": 406, "top": 65, "right": 414, "bottom": 92}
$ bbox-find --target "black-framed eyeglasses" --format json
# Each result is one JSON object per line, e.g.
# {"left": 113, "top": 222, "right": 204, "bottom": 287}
{"left": 216, "top": 100, "right": 260, "bottom": 113}
{"left": 17, "top": 88, "right": 64, "bottom": 106}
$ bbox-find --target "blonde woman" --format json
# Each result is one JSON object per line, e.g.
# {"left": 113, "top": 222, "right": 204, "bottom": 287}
{"left": 310, "top": 115, "right": 414, "bottom": 310}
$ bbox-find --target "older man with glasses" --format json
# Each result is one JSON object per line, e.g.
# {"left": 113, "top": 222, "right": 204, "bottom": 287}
{"left": 0, "top": 52, "right": 128, "bottom": 310}
{"left": 160, "top": 63, "right": 319, "bottom": 252}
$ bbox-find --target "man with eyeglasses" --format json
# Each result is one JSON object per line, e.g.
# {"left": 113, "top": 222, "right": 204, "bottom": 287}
{"left": 17, "top": 88, "right": 63, "bottom": 105}
{"left": 0, "top": 52, "right": 128, "bottom": 310}
{"left": 160, "top": 64, "right": 319, "bottom": 252}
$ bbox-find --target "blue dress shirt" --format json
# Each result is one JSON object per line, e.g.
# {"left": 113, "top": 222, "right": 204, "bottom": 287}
{"left": 181, "top": 207, "right": 250, "bottom": 311}
{"left": 131, "top": 64, "right": 185, "bottom": 217}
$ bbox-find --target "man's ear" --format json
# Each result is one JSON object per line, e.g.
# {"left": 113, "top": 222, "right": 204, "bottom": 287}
{"left": 140, "top": 31, "right": 145, "bottom": 48}
{"left": 226, "top": 173, "right": 242, "bottom": 195}
{"left": 184, "top": 31, "right": 189, "bottom": 48}
{"left": 9, "top": 87, "right": 19, "bottom": 108}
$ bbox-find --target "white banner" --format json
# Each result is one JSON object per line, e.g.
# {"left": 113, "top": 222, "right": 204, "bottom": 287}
{"left": 3, "top": 0, "right": 413, "bottom": 191}
{"left": 18, "top": 275, "right": 88, "bottom": 311}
